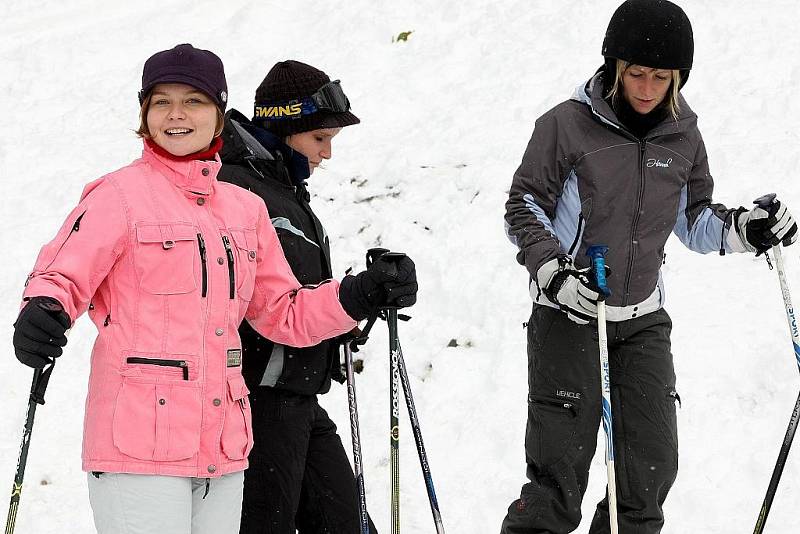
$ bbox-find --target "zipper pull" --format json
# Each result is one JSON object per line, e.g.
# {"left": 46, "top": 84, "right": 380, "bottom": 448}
{"left": 222, "top": 235, "right": 235, "bottom": 299}
{"left": 179, "top": 360, "right": 189, "bottom": 381}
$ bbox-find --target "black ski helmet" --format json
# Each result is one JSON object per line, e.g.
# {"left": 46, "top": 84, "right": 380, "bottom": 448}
{"left": 602, "top": 0, "right": 693, "bottom": 71}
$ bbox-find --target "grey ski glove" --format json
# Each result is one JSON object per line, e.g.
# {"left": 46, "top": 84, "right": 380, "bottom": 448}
{"left": 536, "top": 256, "right": 605, "bottom": 325}
{"left": 735, "top": 196, "right": 797, "bottom": 253}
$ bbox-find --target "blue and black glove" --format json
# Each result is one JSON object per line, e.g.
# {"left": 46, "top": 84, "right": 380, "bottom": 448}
{"left": 13, "top": 296, "right": 71, "bottom": 368}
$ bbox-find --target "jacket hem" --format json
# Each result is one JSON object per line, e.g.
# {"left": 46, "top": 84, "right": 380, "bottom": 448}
{"left": 82, "top": 458, "right": 248, "bottom": 478}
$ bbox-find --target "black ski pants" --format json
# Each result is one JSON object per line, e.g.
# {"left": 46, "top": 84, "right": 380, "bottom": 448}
{"left": 240, "top": 387, "right": 377, "bottom": 534}
{"left": 501, "top": 305, "right": 679, "bottom": 534}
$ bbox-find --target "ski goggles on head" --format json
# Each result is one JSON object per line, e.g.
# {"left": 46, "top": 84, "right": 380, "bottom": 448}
{"left": 253, "top": 80, "right": 351, "bottom": 121}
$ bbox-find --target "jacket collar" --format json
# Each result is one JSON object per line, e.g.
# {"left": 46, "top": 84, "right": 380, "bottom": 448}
{"left": 221, "top": 109, "right": 311, "bottom": 187}
{"left": 141, "top": 140, "right": 220, "bottom": 196}
{"left": 572, "top": 71, "right": 698, "bottom": 139}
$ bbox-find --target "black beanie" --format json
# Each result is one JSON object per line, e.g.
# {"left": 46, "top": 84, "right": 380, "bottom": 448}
{"left": 602, "top": 0, "right": 693, "bottom": 70}
{"left": 139, "top": 44, "right": 228, "bottom": 110}
{"left": 253, "top": 60, "right": 360, "bottom": 138}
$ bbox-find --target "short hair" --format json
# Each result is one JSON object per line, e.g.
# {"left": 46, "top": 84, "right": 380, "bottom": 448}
{"left": 135, "top": 91, "right": 224, "bottom": 139}
{"left": 606, "top": 59, "right": 682, "bottom": 121}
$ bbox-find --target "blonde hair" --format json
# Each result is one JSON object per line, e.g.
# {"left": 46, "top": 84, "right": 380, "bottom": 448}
{"left": 606, "top": 59, "right": 682, "bottom": 120}
{"left": 135, "top": 92, "right": 224, "bottom": 139}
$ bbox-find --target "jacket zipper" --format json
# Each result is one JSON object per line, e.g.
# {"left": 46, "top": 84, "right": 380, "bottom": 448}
{"left": 222, "top": 235, "right": 235, "bottom": 299}
{"left": 72, "top": 213, "right": 85, "bottom": 232}
{"left": 126, "top": 357, "right": 189, "bottom": 380}
{"left": 197, "top": 233, "right": 208, "bottom": 297}
{"left": 31, "top": 210, "right": 87, "bottom": 283}
{"left": 623, "top": 140, "right": 647, "bottom": 307}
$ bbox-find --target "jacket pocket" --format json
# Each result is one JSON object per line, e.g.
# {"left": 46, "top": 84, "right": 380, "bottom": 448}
{"left": 112, "top": 376, "right": 202, "bottom": 461}
{"left": 135, "top": 223, "right": 197, "bottom": 295}
{"left": 220, "top": 374, "right": 253, "bottom": 461}
{"left": 229, "top": 228, "right": 257, "bottom": 301}
{"left": 124, "top": 354, "right": 193, "bottom": 381}
{"left": 526, "top": 393, "right": 581, "bottom": 468}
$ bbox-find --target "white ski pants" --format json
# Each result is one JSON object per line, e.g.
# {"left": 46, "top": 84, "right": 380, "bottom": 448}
{"left": 87, "top": 471, "right": 244, "bottom": 534}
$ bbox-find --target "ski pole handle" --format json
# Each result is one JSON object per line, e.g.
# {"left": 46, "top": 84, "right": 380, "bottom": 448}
{"left": 366, "top": 248, "right": 408, "bottom": 280}
{"left": 754, "top": 193, "right": 777, "bottom": 211}
{"left": 587, "top": 245, "right": 611, "bottom": 297}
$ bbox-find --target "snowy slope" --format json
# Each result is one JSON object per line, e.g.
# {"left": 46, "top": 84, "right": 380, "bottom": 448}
{"left": 2, "top": 0, "right": 800, "bottom": 532}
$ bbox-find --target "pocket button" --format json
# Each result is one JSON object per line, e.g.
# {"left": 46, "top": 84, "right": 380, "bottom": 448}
{"left": 213, "top": 398, "right": 221, "bottom": 406}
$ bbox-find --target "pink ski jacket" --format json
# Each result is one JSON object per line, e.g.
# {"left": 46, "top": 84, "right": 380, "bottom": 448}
{"left": 22, "top": 141, "right": 357, "bottom": 478}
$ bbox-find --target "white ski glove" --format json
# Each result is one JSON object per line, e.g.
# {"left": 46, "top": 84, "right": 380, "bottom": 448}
{"left": 735, "top": 195, "right": 797, "bottom": 253}
{"left": 535, "top": 256, "right": 604, "bottom": 325}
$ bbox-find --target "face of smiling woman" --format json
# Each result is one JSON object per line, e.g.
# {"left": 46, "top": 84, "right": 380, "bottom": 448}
{"left": 146, "top": 83, "right": 218, "bottom": 156}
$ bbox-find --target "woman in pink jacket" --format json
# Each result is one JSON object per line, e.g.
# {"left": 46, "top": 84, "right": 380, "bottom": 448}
{"left": 11, "top": 44, "right": 417, "bottom": 534}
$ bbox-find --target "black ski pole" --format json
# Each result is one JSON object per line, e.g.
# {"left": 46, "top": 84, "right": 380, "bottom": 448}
{"left": 343, "top": 338, "right": 371, "bottom": 534}
{"left": 6, "top": 363, "right": 55, "bottom": 534}
{"left": 752, "top": 221, "right": 800, "bottom": 534}
{"left": 395, "top": 335, "right": 445, "bottom": 533}
{"left": 388, "top": 307, "right": 401, "bottom": 534}
{"left": 753, "top": 392, "right": 800, "bottom": 534}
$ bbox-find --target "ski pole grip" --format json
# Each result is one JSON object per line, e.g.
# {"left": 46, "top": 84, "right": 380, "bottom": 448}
{"left": 366, "top": 248, "right": 390, "bottom": 268}
{"left": 587, "top": 245, "right": 611, "bottom": 297}
{"left": 754, "top": 193, "right": 777, "bottom": 210}
{"left": 365, "top": 248, "right": 408, "bottom": 278}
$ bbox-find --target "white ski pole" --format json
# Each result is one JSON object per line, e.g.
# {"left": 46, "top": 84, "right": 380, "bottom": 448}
{"left": 752, "top": 192, "right": 800, "bottom": 533}
{"left": 587, "top": 245, "right": 618, "bottom": 534}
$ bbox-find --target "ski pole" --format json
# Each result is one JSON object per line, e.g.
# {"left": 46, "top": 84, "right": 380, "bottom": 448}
{"left": 394, "top": 334, "right": 445, "bottom": 533}
{"left": 587, "top": 245, "right": 618, "bottom": 534}
{"left": 751, "top": 196, "right": 800, "bottom": 533}
{"left": 362, "top": 247, "right": 403, "bottom": 534}
{"left": 6, "top": 363, "right": 55, "bottom": 534}
{"left": 344, "top": 340, "right": 371, "bottom": 534}
{"left": 388, "top": 307, "right": 401, "bottom": 534}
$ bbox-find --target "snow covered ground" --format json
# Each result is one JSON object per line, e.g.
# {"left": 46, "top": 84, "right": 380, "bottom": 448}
{"left": 2, "top": 0, "right": 800, "bottom": 532}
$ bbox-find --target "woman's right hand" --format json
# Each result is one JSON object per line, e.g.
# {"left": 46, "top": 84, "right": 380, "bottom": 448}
{"left": 13, "top": 296, "right": 71, "bottom": 368}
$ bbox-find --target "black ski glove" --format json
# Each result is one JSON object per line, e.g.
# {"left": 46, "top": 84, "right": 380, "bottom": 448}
{"left": 13, "top": 296, "right": 71, "bottom": 368}
{"left": 735, "top": 196, "right": 797, "bottom": 253}
{"left": 339, "top": 254, "right": 418, "bottom": 321}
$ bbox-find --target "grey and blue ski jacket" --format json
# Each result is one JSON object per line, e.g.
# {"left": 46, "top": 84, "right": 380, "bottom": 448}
{"left": 505, "top": 72, "right": 748, "bottom": 320}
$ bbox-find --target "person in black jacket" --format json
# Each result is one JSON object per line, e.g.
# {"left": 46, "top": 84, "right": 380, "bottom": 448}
{"left": 218, "top": 60, "right": 378, "bottom": 534}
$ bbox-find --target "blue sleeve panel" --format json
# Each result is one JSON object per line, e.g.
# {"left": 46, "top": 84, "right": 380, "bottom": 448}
{"left": 672, "top": 184, "right": 730, "bottom": 254}
{"left": 504, "top": 169, "right": 584, "bottom": 260}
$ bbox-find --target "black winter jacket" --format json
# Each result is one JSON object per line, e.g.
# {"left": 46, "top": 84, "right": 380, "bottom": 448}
{"left": 218, "top": 109, "right": 341, "bottom": 395}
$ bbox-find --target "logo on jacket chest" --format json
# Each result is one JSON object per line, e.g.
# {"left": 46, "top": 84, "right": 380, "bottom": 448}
{"left": 646, "top": 157, "right": 673, "bottom": 168}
